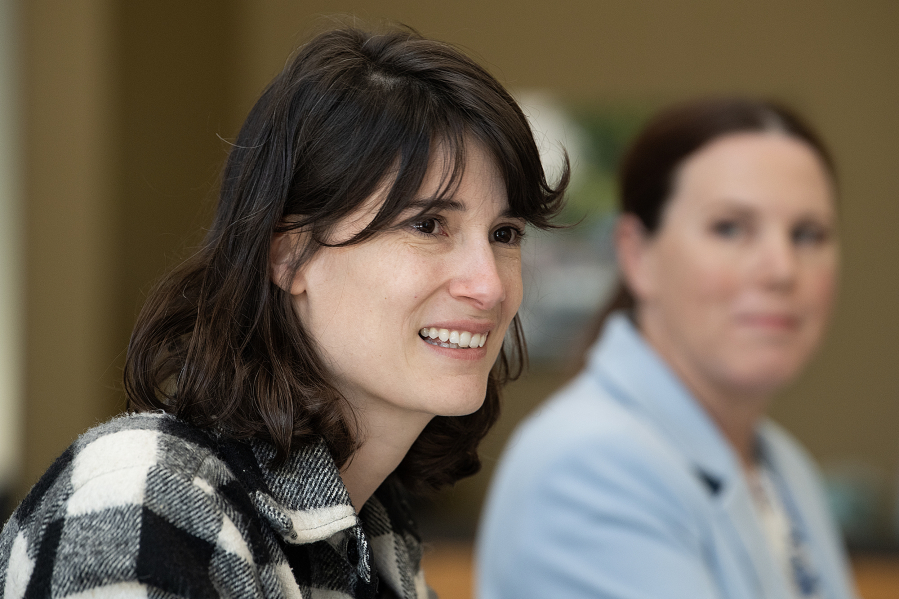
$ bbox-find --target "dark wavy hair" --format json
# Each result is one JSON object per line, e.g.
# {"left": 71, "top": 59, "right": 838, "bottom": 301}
{"left": 124, "top": 25, "right": 568, "bottom": 494}
{"left": 590, "top": 97, "right": 834, "bottom": 336}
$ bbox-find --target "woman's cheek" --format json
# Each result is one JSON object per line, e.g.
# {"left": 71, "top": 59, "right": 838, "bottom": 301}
{"left": 683, "top": 248, "right": 741, "bottom": 308}
{"left": 808, "top": 267, "right": 838, "bottom": 329}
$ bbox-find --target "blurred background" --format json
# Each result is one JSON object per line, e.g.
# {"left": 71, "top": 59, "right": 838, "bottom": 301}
{"left": 1, "top": 0, "right": 898, "bottom": 596}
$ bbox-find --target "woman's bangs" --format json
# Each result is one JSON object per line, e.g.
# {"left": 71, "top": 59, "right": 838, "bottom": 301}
{"left": 365, "top": 123, "right": 471, "bottom": 233}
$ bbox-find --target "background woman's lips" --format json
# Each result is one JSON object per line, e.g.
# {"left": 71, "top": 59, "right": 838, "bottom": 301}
{"left": 736, "top": 314, "right": 799, "bottom": 329}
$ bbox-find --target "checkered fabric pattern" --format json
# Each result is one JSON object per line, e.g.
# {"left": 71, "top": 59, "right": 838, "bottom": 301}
{"left": 0, "top": 412, "right": 433, "bottom": 599}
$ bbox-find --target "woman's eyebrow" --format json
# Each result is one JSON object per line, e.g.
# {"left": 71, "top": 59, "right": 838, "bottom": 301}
{"left": 403, "top": 198, "right": 522, "bottom": 220}
{"left": 406, "top": 198, "right": 466, "bottom": 212}
{"left": 706, "top": 198, "right": 758, "bottom": 215}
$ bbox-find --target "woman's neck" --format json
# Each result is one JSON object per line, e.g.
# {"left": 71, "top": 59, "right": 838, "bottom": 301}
{"left": 637, "top": 312, "right": 771, "bottom": 470}
{"left": 338, "top": 405, "right": 433, "bottom": 513}
{"left": 693, "top": 386, "right": 768, "bottom": 470}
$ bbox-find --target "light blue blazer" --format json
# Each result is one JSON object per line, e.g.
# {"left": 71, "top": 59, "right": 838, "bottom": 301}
{"left": 477, "top": 314, "right": 857, "bottom": 599}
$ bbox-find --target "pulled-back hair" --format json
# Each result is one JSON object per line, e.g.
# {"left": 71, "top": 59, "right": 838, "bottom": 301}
{"left": 124, "top": 25, "right": 568, "bottom": 493}
{"left": 596, "top": 97, "right": 834, "bottom": 326}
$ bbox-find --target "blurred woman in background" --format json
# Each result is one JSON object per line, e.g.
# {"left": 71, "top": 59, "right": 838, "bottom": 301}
{"left": 0, "top": 25, "right": 566, "bottom": 598}
{"left": 478, "top": 98, "right": 856, "bottom": 599}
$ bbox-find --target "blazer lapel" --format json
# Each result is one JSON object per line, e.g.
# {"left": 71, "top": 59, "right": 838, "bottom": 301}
{"left": 718, "top": 473, "right": 794, "bottom": 599}
{"left": 589, "top": 314, "right": 793, "bottom": 599}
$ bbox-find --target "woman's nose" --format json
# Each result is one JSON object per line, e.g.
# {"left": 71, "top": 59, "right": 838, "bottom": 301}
{"left": 758, "top": 232, "right": 798, "bottom": 290}
{"left": 448, "top": 242, "right": 507, "bottom": 309}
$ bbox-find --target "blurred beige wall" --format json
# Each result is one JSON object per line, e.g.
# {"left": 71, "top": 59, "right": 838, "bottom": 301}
{"left": 0, "top": 0, "right": 22, "bottom": 496}
{"left": 13, "top": 0, "right": 899, "bottom": 528}
{"left": 18, "top": 0, "right": 119, "bottom": 503}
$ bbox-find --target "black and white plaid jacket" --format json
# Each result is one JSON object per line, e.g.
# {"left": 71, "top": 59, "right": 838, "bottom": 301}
{"left": 0, "top": 412, "right": 433, "bottom": 598}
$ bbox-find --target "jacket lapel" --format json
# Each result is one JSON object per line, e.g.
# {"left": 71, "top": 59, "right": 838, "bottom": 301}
{"left": 718, "top": 469, "right": 794, "bottom": 599}
{"left": 589, "top": 314, "right": 792, "bottom": 599}
{"left": 244, "top": 439, "right": 429, "bottom": 598}
{"left": 246, "top": 438, "right": 360, "bottom": 545}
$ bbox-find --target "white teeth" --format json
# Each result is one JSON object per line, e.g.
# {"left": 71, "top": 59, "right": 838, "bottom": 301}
{"left": 459, "top": 331, "right": 472, "bottom": 348}
{"left": 419, "top": 328, "right": 489, "bottom": 349}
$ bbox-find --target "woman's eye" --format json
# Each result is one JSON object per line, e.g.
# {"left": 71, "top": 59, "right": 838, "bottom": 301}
{"left": 711, "top": 219, "right": 744, "bottom": 239}
{"left": 792, "top": 223, "right": 829, "bottom": 245}
{"left": 411, "top": 218, "right": 440, "bottom": 235}
{"left": 492, "top": 226, "right": 523, "bottom": 245}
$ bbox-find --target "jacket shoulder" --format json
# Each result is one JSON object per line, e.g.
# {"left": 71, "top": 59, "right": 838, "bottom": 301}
{"left": 478, "top": 373, "right": 720, "bottom": 599}
{"left": 492, "top": 371, "right": 710, "bottom": 535}
{"left": 0, "top": 413, "right": 272, "bottom": 599}
{"left": 509, "top": 373, "right": 680, "bottom": 473}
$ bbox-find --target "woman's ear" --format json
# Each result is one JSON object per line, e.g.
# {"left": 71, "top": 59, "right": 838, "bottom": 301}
{"left": 269, "top": 231, "right": 307, "bottom": 296}
{"left": 614, "top": 213, "right": 656, "bottom": 302}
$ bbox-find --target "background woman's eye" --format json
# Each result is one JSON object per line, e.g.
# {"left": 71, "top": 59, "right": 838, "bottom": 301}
{"left": 711, "top": 220, "right": 743, "bottom": 239}
{"left": 492, "top": 226, "right": 522, "bottom": 245}
{"left": 412, "top": 218, "right": 438, "bottom": 235}
{"left": 793, "top": 222, "right": 829, "bottom": 245}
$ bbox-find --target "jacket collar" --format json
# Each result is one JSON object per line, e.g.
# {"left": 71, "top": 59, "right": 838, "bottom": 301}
{"left": 587, "top": 312, "right": 741, "bottom": 488}
{"left": 587, "top": 313, "right": 793, "bottom": 597}
{"left": 240, "top": 437, "right": 426, "bottom": 598}
{"left": 246, "top": 437, "right": 359, "bottom": 545}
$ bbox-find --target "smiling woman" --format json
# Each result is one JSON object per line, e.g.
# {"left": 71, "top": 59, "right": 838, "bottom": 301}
{"left": 0, "top": 24, "right": 566, "bottom": 598}
{"left": 270, "top": 140, "right": 528, "bottom": 512}
{"left": 628, "top": 131, "right": 838, "bottom": 412}
{"left": 478, "top": 98, "right": 857, "bottom": 599}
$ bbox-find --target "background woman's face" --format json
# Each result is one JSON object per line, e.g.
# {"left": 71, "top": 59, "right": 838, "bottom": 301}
{"left": 289, "top": 141, "right": 524, "bottom": 431}
{"left": 630, "top": 132, "right": 838, "bottom": 400}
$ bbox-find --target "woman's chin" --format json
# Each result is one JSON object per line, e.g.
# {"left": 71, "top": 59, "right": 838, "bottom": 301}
{"left": 430, "top": 388, "right": 489, "bottom": 418}
{"left": 722, "top": 361, "right": 805, "bottom": 400}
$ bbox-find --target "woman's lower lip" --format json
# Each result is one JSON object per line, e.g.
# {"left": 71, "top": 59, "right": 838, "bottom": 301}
{"left": 737, "top": 315, "right": 798, "bottom": 329}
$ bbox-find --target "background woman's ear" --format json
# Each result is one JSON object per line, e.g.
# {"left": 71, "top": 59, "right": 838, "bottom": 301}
{"left": 614, "top": 213, "right": 656, "bottom": 302}
{"left": 269, "top": 231, "right": 307, "bottom": 296}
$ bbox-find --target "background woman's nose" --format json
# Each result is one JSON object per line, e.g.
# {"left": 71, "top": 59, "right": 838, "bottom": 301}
{"left": 757, "top": 231, "right": 798, "bottom": 289}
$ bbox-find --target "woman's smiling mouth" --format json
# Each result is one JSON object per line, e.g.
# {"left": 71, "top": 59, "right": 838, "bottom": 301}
{"left": 419, "top": 327, "right": 489, "bottom": 348}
